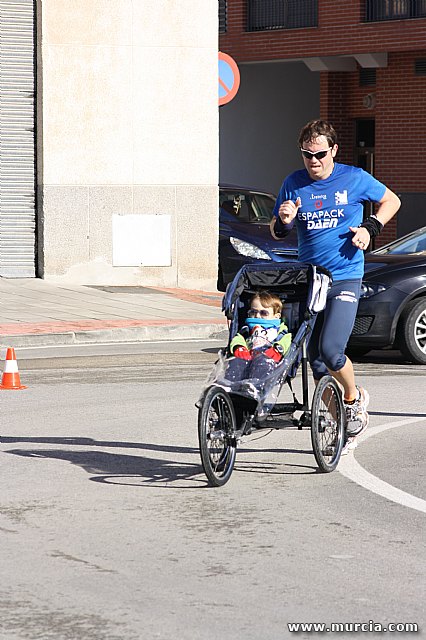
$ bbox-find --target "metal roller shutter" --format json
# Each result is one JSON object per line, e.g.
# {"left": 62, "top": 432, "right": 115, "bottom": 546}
{"left": 0, "top": 0, "right": 36, "bottom": 277}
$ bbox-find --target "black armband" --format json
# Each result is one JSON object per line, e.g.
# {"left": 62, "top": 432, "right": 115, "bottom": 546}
{"left": 273, "top": 216, "right": 295, "bottom": 238}
{"left": 359, "top": 214, "right": 384, "bottom": 239}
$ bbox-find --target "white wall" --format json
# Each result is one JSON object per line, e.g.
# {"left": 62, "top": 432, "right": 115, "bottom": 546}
{"left": 39, "top": 0, "right": 219, "bottom": 289}
{"left": 219, "top": 61, "right": 320, "bottom": 195}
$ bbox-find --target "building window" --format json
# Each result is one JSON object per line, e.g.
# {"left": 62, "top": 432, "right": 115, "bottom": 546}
{"left": 219, "top": 0, "right": 227, "bottom": 33}
{"left": 247, "top": 0, "right": 318, "bottom": 32}
{"left": 365, "top": 0, "right": 426, "bottom": 22}
{"left": 359, "top": 68, "right": 377, "bottom": 86}
{"left": 415, "top": 58, "right": 426, "bottom": 75}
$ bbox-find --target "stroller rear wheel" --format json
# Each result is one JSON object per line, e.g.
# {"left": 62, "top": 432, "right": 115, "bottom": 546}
{"left": 311, "top": 375, "right": 345, "bottom": 472}
{"left": 198, "top": 386, "right": 237, "bottom": 486}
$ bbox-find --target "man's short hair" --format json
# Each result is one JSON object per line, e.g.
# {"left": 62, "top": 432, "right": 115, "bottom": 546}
{"left": 298, "top": 120, "right": 338, "bottom": 148}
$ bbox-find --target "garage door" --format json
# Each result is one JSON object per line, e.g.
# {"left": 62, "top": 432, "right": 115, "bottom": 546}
{"left": 0, "top": 0, "right": 36, "bottom": 277}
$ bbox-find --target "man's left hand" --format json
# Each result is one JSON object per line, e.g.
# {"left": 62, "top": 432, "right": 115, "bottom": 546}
{"left": 349, "top": 226, "right": 371, "bottom": 251}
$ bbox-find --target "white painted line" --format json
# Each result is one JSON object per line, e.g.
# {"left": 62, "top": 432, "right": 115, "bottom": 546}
{"left": 338, "top": 417, "right": 426, "bottom": 514}
{"left": 15, "top": 338, "right": 224, "bottom": 351}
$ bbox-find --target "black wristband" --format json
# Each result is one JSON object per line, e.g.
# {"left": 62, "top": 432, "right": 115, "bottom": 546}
{"left": 360, "top": 215, "right": 384, "bottom": 239}
{"left": 274, "top": 216, "right": 295, "bottom": 238}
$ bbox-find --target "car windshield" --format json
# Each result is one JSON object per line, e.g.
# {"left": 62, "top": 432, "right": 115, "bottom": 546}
{"left": 373, "top": 227, "right": 426, "bottom": 255}
{"left": 220, "top": 190, "right": 275, "bottom": 224}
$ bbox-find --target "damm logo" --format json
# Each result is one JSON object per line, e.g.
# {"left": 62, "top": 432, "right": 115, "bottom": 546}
{"left": 307, "top": 219, "right": 338, "bottom": 229}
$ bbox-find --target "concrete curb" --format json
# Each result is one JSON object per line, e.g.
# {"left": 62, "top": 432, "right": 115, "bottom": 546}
{"left": 0, "top": 323, "right": 229, "bottom": 348}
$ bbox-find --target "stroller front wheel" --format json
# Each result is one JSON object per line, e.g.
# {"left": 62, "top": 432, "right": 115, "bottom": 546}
{"left": 198, "top": 386, "right": 237, "bottom": 487}
{"left": 311, "top": 375, "right": 345, "bottom": 472}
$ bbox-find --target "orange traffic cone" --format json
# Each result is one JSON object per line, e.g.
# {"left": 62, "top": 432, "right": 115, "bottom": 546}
{"left": 0, "top": 348, "right": 27, "bottom": 390}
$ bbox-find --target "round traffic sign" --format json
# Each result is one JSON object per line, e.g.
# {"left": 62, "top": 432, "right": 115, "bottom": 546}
{"left": 218, "top": 51, "right": 240, "bottom": 106}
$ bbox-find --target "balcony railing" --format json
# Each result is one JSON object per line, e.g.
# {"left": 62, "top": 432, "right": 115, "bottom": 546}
{"left": 247, "top": 0, "right": 318, "bottom": 31}
{"left": 365, "top": 0, "right": 426, "bottom": 21}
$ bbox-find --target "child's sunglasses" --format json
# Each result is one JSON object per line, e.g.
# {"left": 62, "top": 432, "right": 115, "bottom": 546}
{"left": 300, "top": 148, "right": 332, "bottom": 160}
{"left": 247, "top": 309, "right": 272, "bottom": 318}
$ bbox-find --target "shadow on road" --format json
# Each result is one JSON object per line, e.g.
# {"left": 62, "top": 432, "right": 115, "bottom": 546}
{"left": 4, "top": 445, "right": 204, "bottom": 487}
{"left": 0, "top": 436, "right": 196, "bottom": 454}
{"left": 350, "top": 349, "right": 417, "bottom": 365}
{"left": 2, "top": 435, "right": 319, "bottom": 486}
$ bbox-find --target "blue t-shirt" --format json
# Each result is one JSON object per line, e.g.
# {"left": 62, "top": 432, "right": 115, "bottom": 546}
{"left": 273, "top": 163, "right": 386, "bottom": 280}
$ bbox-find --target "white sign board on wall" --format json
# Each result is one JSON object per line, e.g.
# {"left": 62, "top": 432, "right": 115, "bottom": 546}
{"left": 112, "top": 214, "right": 172, "bottom": 267}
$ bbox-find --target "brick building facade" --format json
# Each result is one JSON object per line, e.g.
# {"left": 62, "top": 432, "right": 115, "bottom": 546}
{"left": 219, "top": 0, "right": 426, "bottom": 245}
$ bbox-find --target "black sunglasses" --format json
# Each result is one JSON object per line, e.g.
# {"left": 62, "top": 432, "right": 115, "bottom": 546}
{"left": 300, "top": 148, "right": 332, "bottom": 160}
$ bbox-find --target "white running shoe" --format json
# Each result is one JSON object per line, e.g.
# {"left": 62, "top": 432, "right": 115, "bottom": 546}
{"left": 344, "top": 386, "right": 370, "bottom": 437}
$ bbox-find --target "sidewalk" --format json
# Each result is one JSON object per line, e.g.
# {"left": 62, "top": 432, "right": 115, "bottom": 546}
{"left": 0, "top": 278, "right": 227, "bottom": 348}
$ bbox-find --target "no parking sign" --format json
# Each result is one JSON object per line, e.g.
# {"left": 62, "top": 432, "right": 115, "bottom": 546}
{"left": 218, "top": 51, "right": 240, "bottom": 106}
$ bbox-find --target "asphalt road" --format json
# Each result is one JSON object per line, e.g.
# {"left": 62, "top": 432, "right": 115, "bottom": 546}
{"left": 0, "top": 341, "right": 424, "bottom": 640}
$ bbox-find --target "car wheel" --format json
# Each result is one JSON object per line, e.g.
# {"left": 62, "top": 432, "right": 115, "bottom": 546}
{"left": 397, "top": 298, "right": 426, "bottom": 364}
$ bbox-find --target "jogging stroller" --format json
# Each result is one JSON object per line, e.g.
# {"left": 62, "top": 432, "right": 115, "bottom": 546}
{"left": 197, "top": 261, "right": 346, "bottom": 486}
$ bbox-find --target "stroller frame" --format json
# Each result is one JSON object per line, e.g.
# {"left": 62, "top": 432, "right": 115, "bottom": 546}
{"left": 197, "top": 262, "right": 346, "bottom": 486}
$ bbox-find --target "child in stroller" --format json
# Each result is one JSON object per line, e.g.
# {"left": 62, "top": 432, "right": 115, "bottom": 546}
{"left": 225, "top": 290, "right": 292, "bottom": 388}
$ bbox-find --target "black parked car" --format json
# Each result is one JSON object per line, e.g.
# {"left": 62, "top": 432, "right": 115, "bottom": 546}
{"left": 218, "top": 185, "right": 297, "bottom": 291}
{"left": 348, "top": 226, "right": 426, "bottom": 364}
